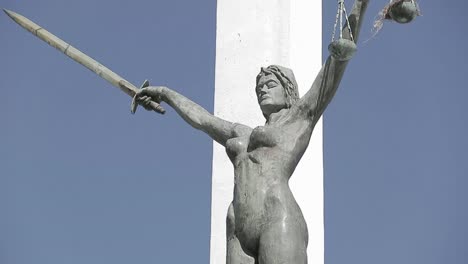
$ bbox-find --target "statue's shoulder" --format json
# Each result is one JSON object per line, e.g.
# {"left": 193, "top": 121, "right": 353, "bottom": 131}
{"left": 233, "top": 123, "right": 253, "bottom": 137}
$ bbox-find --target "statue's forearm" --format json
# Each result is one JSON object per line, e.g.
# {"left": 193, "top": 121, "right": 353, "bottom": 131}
{"left": 344, "top": 0, "right": 369, "bottom": 43}
{"left": 161, "top": 88, "right": 235, "bottom": 145}
{"left": 318, "top": 0, "right": 369, "bottom": 107}
{"left": 300, "top": 0, "right": 369, "bottom": 122}
{"left": 161, "top": 87, "right": 211, "bottom": 130}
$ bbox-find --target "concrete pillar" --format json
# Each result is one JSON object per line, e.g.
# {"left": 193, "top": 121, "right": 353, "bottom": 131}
{"left": 210, "top": 1, "right": 323, "bottom": 263}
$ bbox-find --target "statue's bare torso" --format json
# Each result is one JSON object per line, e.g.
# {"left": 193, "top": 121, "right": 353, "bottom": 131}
{"left": 225, "top": 107, "right": 313, "bottom": 260}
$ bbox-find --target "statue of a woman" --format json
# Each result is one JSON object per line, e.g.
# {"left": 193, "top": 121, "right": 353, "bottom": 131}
{"left": 134, "top": 1, "right": 369, "bottom": 263}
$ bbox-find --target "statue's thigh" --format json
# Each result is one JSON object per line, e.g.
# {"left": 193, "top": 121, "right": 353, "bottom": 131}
{"left": 226, "top": 204, "right": 256, "bottom": 264}
{"left": 227, "top": 234, "right": 256, "bottom": 264}
{"left": 257, "top": 221, "right": 307, "bottom": 264}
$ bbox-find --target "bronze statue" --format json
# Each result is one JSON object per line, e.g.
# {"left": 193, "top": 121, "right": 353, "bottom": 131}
{"left": 133, "top": 1, "right": 369, "bottom": 263}
{"left": 5, "top": 1, "right": 396, "bottom": 263}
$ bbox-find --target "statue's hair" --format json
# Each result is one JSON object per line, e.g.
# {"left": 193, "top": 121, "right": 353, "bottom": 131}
{"left": 256, "top": 65, "right": 300, "bottom": 109}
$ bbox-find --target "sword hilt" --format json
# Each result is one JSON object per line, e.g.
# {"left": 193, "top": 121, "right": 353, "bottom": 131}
{"left": 125, "top": 80, "right": 166, "bottom": 115}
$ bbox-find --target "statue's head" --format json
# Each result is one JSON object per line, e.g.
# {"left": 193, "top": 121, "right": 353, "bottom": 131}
{"left": 256, "top": 65, "right": 299, "bottom": 118}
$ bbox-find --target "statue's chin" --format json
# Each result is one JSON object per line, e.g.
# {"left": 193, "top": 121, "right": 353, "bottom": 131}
{"left": 260, "top": 103, "right": 287, "bottom": 118}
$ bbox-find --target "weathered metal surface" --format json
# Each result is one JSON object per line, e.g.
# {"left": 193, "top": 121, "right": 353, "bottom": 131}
{"left": 132, "top": 2, "right": 369, "bottom": 264}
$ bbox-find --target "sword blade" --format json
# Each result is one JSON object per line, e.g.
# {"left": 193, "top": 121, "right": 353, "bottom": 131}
{"left": 3, "top": 9, "right": 165, "bottom": 114}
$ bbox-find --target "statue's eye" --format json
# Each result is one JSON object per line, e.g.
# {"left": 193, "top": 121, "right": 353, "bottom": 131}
{"left": 267, "top": 81, "right": 278, "bottom": 88}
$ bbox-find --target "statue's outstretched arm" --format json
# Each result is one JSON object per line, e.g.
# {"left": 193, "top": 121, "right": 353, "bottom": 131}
{"left": 135, "top": 86, "right": 252, "bottom": 146}
{"left": 297, "top": 0, "right": 369, "bottom": 124}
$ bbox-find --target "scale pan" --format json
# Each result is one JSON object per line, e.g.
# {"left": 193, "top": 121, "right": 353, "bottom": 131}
{"left": 328, "top": 39, "right": 357, "bottom": 61}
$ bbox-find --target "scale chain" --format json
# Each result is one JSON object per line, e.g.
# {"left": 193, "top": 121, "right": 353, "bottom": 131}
{"left": 331, "top": 0, "right": 354, "bottom": 42}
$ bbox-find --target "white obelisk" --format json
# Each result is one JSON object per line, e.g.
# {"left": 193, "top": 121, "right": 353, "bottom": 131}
{"left": 210, "top": 1, "right": 323, "bottom": 264}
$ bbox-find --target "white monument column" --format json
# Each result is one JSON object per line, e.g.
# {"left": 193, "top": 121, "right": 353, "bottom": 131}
{"left": 210, "top": 1, "right": 323, "bottom": 264}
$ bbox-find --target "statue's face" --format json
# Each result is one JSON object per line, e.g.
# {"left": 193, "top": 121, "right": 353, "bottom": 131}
{"left": 256, "top": 73, "right": 287, "bottom": 116}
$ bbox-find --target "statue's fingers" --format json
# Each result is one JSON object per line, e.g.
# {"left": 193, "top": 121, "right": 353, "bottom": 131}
{"left": 137, "top": 96, "right": 152, "bottom": 111}
{"left": 135, "top": 87, "right": 149, "bottom": 98}
{"left": 135, "top": 95, "right": 148, "bottom": 103}
{"left": 154, "top": 95, "right": 162, "bottom": 104}
{"left": 143, "top": 97, "right": 152, "bottom": 105}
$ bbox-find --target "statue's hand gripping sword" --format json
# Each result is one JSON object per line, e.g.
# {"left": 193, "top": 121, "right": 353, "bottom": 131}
{"left": 3, "top": 9, "right": 165, "bottom": 114}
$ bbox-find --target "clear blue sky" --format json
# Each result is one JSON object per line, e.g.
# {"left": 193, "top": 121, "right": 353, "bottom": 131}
{"left": 1, "top": 1, "right": 466, "bottom": 264}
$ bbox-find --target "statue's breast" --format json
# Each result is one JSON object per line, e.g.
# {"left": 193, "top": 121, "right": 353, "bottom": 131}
{"left": 247, "top": 126, "right": 280, "bottom": 152}
{"left": 226, "top": 136, "right": 249, "bottom": 161}
{"left": 226, "top": 125, "right": 282, "bottom": 161}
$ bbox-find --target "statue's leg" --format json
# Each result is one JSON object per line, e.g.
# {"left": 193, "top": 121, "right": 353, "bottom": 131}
{"left": 226, "top": 203, "right": 256, "bottom": 264}
{"left": 257, "top": 220, "right": 307, "bottom": 264}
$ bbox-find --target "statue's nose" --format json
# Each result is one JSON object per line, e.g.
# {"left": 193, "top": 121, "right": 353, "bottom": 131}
{"left": 259, "top": 88, "right": 268, "bottom": 96}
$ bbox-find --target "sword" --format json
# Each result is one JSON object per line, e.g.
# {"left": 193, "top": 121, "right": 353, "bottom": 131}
{"left": 3, "top": 9, "right": 165, "bottom": 114}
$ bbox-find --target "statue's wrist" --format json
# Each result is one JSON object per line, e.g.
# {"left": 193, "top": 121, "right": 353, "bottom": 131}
{"left": 159, "top": 86, "right": 169, "bottom": 101}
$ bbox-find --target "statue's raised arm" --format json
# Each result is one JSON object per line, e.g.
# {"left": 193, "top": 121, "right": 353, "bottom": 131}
{"left": 134, "top": 86, "right": 252, "bottom": 146}
{"left": 297, "top": 0, "right": 369, "bottom": 124}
